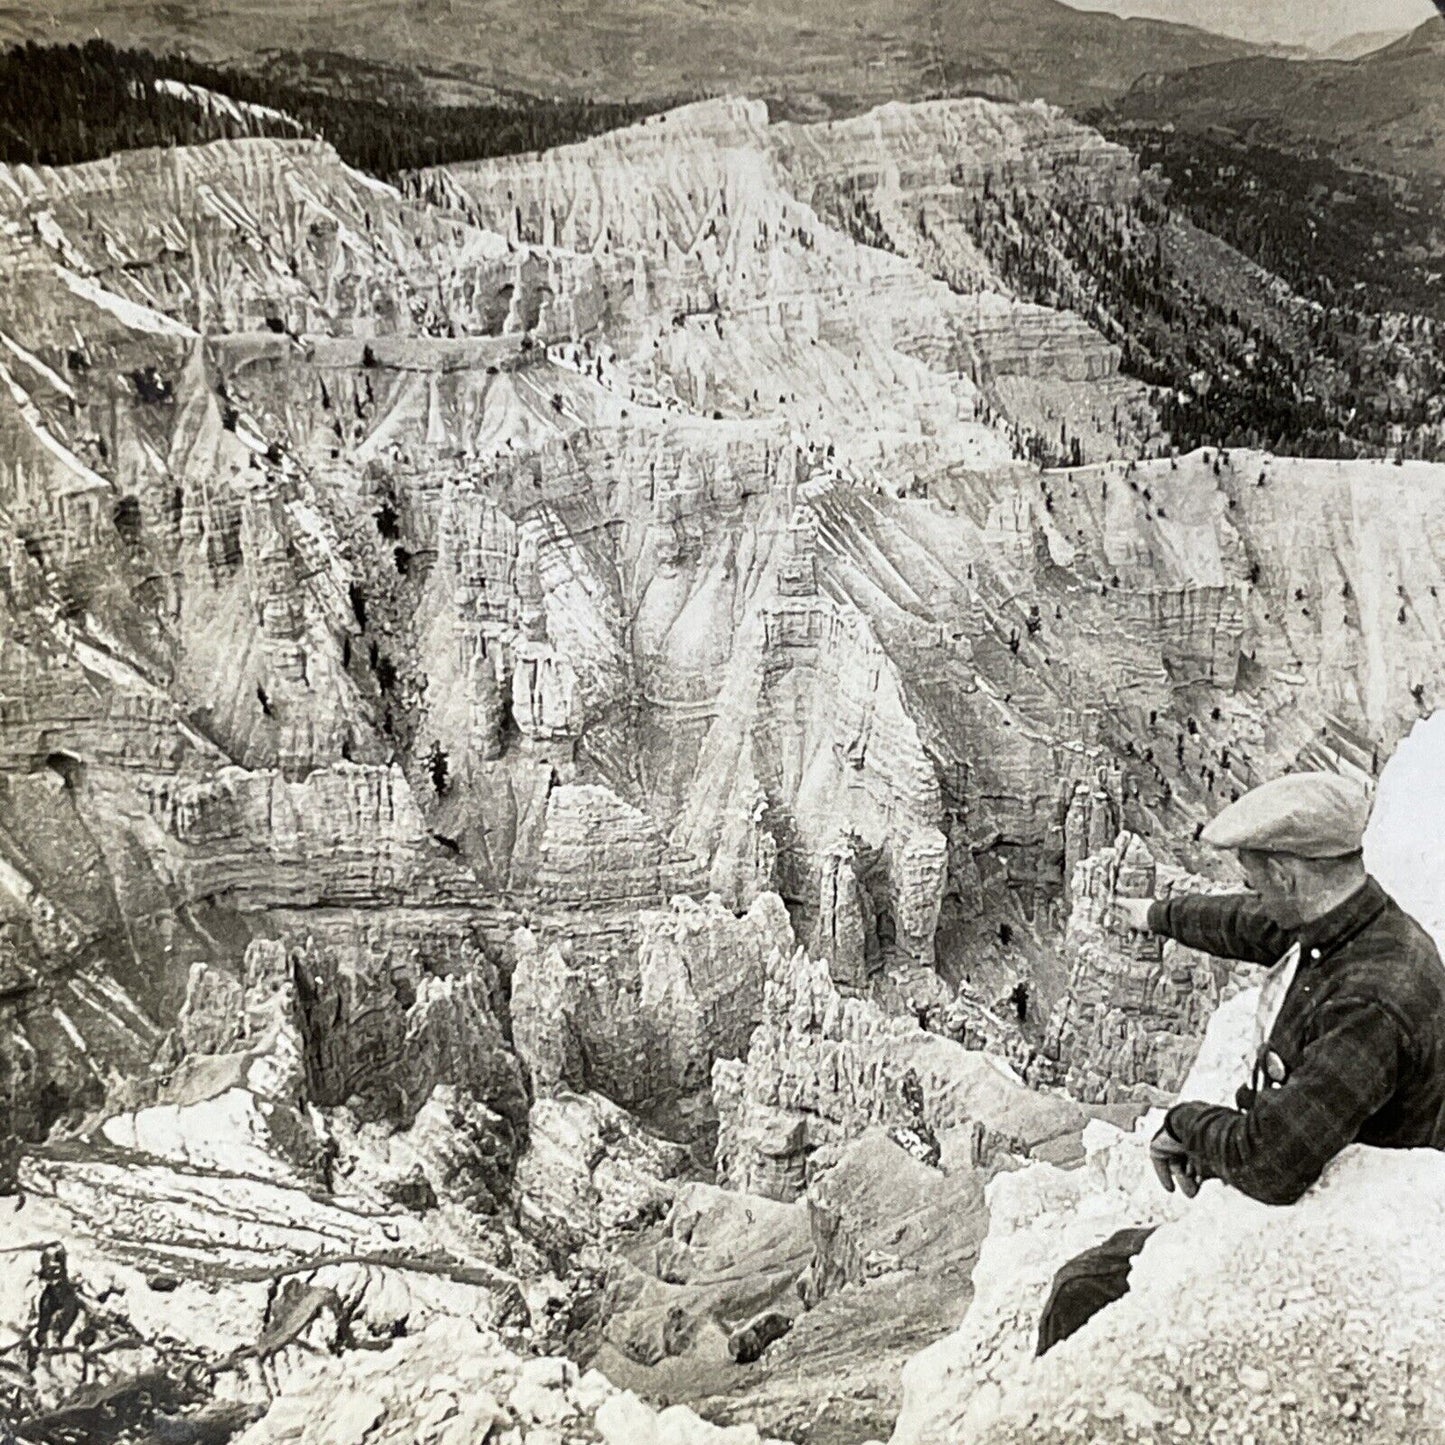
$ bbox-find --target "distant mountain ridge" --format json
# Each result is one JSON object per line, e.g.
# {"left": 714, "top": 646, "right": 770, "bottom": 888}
{"left": 1064, "top": 0, "right": 1437, "bottom": 52}
{"left": 0, "top": 0, "right": 1268, "bottom": 112}
{"left": 1320, "top": 28, "right": 1414, "bottom": 60}
{"left": 1108, "top": 15, "right": 1445, "bottom": 185}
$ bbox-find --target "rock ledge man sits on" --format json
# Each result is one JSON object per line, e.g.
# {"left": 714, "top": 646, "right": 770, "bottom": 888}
{"left": 1038, "top": 770, "right": 1445, "bottom": 1355}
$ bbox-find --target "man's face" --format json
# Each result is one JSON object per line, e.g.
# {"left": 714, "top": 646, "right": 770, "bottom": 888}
{"left": 1237, "top": 849, "right": 1304, "bottom": 927}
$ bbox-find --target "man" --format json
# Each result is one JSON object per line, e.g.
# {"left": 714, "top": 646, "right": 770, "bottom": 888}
{"left": 1037, "top": 771, "right": 1445, "bottom": 1355}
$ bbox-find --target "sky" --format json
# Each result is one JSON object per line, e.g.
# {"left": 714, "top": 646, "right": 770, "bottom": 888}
{"left": 1064, "top": 0, "right": 1440, "bottom": 50}
{"left": 1368, "top": 712, "right": 1445, "bottom": 952}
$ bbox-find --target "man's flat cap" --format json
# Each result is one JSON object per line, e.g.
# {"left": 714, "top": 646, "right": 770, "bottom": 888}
{"left": 1201, "top": 772, "right": 1371, "bottom": 858}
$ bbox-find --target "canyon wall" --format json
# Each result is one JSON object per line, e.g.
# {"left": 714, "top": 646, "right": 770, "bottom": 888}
{"left": 5, "top": 95, "right": 1445, "bottom": 1137}
{"left": 512, "top": 891, "right": 794, "bottom": 1110}
{"left": 2, "top": 88, "right": 1445, "bottom": 1445}
{"left": 713, "top": 943, "right": 1090, "bottom": 1202}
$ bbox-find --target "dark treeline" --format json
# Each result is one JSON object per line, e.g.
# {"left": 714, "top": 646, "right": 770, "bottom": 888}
{"left": 959, "top": 178, "right": 1445, "bottom": 461}
{"left": 1096, "top": 122, "right": 1445, "bottom": 324}
{"left": 0, "top": 41, "right": 294, "bottom": 163}
{"left": 0, "top": 40, "right": 660, "bottom": 176}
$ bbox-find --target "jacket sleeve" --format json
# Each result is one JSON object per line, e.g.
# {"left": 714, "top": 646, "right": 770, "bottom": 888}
{"left": 1147, "top": 893, "right": 1292, "bottom": 965}
{"left": 1164, "top": 997, "right": 1405, "bottom": 1206}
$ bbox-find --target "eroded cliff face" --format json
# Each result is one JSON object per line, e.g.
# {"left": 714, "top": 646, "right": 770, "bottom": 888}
{"left": 1043, "top": 831, "right": 1246, "bottom": 1106}
{"left": 512, "top": 892, "right": 794, "bottom": 1111}
{"left": 5, "top": 101, "right": 1442, "bottom": 1123}
{"left": 3, "top": 89, "right": 1445, "bottom": 1445}
{"left": 713, "top": 943, "right": 1089, "bottom": 1203}
{"left": 594, "top": 940, "right": 1132, "bottom": 1441}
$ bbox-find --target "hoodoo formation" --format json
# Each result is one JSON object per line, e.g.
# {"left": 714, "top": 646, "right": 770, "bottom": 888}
{"left": 1, "top": 65, "right": 1444, "bottom": 1445}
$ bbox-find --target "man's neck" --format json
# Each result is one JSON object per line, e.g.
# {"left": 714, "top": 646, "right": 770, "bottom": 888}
{"left": 1297, "top": 872, "right": 1370, "bottom": 926}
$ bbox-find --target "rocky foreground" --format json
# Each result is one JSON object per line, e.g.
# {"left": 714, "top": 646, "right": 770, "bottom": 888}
{"left": 8, "top": 865, "right": 1445, "bottom": 1444}
{"left": 894, "top": 997, "right": 1445, "bottom": 1444}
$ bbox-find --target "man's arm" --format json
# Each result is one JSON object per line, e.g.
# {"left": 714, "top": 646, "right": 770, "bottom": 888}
{"left": 1164, "top": 997, "right": 1405, "bottom": 1206}
{"left": 1145, "top": 894, "right": 1293, "bottom": 966}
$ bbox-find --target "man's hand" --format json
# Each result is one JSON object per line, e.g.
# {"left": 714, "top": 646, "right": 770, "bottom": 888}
{"left": 1109, "top": 897, "right": 1155, "bottom": 936}
{"left": 1149, "top": 1127, "right": 1202, "bottom": 1198}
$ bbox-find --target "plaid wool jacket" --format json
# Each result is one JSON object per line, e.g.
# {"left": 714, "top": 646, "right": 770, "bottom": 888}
{"left": 1149, "top": 877, "right": 1445, "bottom": 1206}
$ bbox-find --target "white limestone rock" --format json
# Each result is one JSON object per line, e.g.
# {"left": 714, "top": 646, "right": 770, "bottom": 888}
{"left": 224, "top": 1315, "right": 784, "bottom": 1445}
{"left": 514, "top": 1091, "right": 690, "bottom": 1248}
{"left": 891, "top": 984, "right": 1445, "bottom": 1444}
{"left": 511, "top": 892, "right": 794, "bottom": 1108}
{"left": 1044, "top": 832, "right": 1246, "bottom": 1105}
{"left": 714, "top": 944, "right": 1089, "bottom": 1201}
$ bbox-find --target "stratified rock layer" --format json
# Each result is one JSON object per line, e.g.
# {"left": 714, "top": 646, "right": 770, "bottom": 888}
{"left": 714, "top": 944, "right": 1089, "bottom": 1202}
{"left": 5, "top": 95, "right": 1445, "bottom": 1130}
{"left": 1042, "top": 831, "right": 1245, "bottom": 1105}
{"left": 512, "top": 892, "right": 795, "bottom": 1111}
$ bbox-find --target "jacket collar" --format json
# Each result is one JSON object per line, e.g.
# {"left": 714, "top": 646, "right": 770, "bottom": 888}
{"left": 1296, "top": 875, "right": 1389, "bottom": 965}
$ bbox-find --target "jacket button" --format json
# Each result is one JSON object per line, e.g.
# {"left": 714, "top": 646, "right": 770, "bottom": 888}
{"left": 1309, "top": 948, "right": 1321, "bottom": 960}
